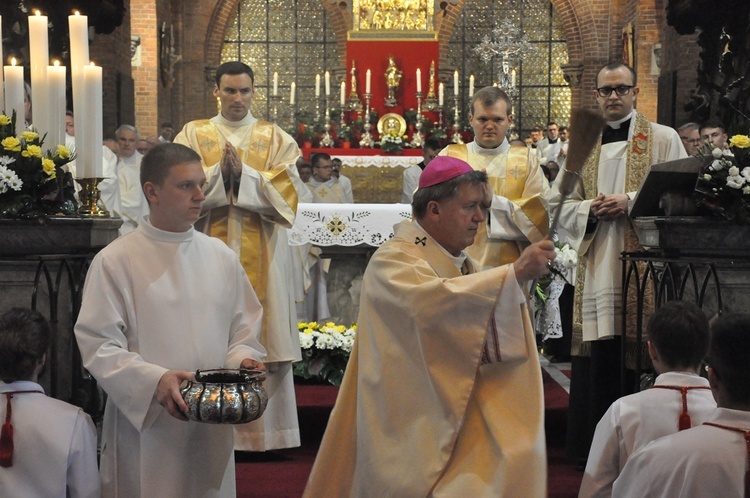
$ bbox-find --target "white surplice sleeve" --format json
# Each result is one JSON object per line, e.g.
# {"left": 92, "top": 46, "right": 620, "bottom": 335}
{"left": 579, "top": 402, "right": 624, "bottom": 498}
{"left": 66, "top": 410, "right": 101, "bottom": 498}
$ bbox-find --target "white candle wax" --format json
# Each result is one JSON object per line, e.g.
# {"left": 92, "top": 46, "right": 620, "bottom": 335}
{"left": 290, "top": 82, "right": 296, "bottom": 105}
{"left": 366, "top": 69, "right": 371, "bottom": 94}
{"left": 453, "top": 70, "right": 459, "bottom": 96}
{"left": 0, "top": 16, "right": 4, "bottom": 109}
{"left": 325, "top": 71, "right": 330, "bottom": 96}
{"left": 83, "top": 63, "right": 102, "bottom": 177}
{"left": 340, "top": 81, "right": 345, "bottom": 106}
{"left": 4, "top": 61, "right": 24, "bottom": 133}
{"left": 273, "top": 72, "right": 278, "bottom": 96}
{"left": 47, "top": 62, "right": 66, "bottom": 150}
{"left": 469, "top": 74, "right": 475, "bottom": 98}
{"left": 511, "top": 69, "right": 516, "bottom": 88}
{"left": 29, "top": 11, "right": 50, "bottom": 136}
{"left": 416, "top": 68, "right": 421, "bottom": 93}
{"left": 438, "top": 82, "right": 444, "bottom": 106}
{"left": 69, "top": 11, "right": 89, "bottom": 175}
{"left": 315, "top": 74, "right": 320, "bottom": 97}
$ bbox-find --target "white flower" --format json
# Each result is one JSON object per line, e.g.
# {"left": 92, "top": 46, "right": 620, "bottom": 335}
{"left": 0, "top": 155, "right": 16, "bottom": 166}
{"left": 315, "top": 333, "right": 335, "bottom": 350}
{"left": 729, "top": 165, "right": 740, "bottom": 176}
{"left": 742, "top": 167, "right": 750, "bottom": 182}
{"left": 710, "top": 159, "right": 724, "bottom": 171}
{"left": 299, "top": 333, "right": 315, "bottom": 349}
{"left": 704, "top": 174, "right": 713, "bottom": 181}
{"left": 712, "top": 147, "right": 724, "bottom": 159}
{"left": 743, "top": 186, "right": 750, "bottom": 195}
{"left": 726, "top": 175, "right": 745, "bottom": 189}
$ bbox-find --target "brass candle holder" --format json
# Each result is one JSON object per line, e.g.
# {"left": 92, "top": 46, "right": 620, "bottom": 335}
{"left": 76, "top": 177, "right": 110, "bottom": 217}
{"left": 451, "top": 95, "right": 464, "bottom": 144}
{"left": 359, "top": 93, "right": 375, "bottom": 148}
{"left": 410, "top": 92, "right": 425, "bottom": 148}
{"left": 319, "top": 96, "right": 334, "bottom": 148}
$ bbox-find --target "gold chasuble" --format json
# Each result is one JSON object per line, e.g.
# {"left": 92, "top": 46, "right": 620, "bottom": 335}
{"left": 444, "top": 143, "right": 549, "bottom": 268}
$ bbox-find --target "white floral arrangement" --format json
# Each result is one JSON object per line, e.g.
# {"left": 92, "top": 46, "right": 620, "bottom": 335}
{"left": 534, "top": 242, "right": 578, "bottom": 341}
{"left": 695, "top": 134, "right": 750, "bottom": 222}
{"left": 379, "top": 132, "right": 405, "bottom": 153}
{"left": 295, "top": 321, "right": 357, "bottom": 386}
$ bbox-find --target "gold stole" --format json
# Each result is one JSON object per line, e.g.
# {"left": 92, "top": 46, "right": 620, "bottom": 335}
{"left": 192, "top": 120, "right": 295, "bottom": 320}
{"left": 572, "top": 111, "right": 653, "bottom": 363}
{"left": 446, "top": 144, "right": 548, "bottom": 267}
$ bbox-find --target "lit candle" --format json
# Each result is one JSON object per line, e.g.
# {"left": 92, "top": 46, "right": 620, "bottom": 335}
{"left": 453, "top": 70, "right": 459, "bottom": 96}
{"left": 416, "top": 68, "right": 421, "bottom": 93}
{"left": 340, "top": 81, "right": 345, "bottom": 107}
{"left": 82, "top": 63, "right": 102, "bottom": 177}
{"left": 315, "top": 74, "right": 320, "bottom": 97}
{"left": 4, "top": 59, "right": 24, "bottom": 133}
{"left": 290, "top": 82, "right": 296, "bottom": 105}
{"left": 273, "top": 71, "right": 278, "bottom": 96}
{"left": 0, "top": 16, "right": 3, "bottom": 109}
{"left": 69, "top": 11, "right": 89, "bottom": 174}
{"left": 438, "top": 82, "right": 444, "bottom": 106}
{"left": 469, "top": 74, "right": 475, "bottom": 98}
{"left": 325, "top": 71, "right": 330, "bottom": 96}
{"left": 47, "top": 61, "right": 66, "bottom": 150}
{"left": 29, "top": 10, "right": 50, "bottom": 136}
{"left": 366, "top": 69, "right": 371, "bottom": 94}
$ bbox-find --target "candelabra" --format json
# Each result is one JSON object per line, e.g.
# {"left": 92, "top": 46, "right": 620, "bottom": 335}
{"left": 339, "top": 106, "right": 347, "bottom": 140}
{"left": 359, "top": 93, "right": 375, "bottom": 148}
{"left": 319, "top": 96, "right": 334, "bottom": 148}
{"left": 451, "top": 96, "right": 464, "bottom": 144}
{"left": 76, "top": 178, "right": 110, "bottom": 217}
{"left": 315, "top": 95, "right": 321, "bottom": 124}
{"left": 270, "top": 95, "right": 281, "bottom": 123}
{"left": 410, "top": 92, "right": 425, "bottom": 148}
{"left": 437, "top": 105, "right": 444, "bottom": 136}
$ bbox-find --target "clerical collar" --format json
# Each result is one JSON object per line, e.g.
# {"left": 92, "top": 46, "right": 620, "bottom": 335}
{"left": 602, "top": 110, "right": 634, "bottom": 145}
{"left": 213, "top": 111, "right": 258, "bottom": 129}
{"left": 140, "top": 217, "right": 195, "bottom": 242}
{"left": 468, "top": 139, "right": 510, "bottom": 156}
{"left": 411, "top": 220, "right": 468, "bottom": 271}
{"left": 607, "top": 110, "right": 635, "bottom": 130}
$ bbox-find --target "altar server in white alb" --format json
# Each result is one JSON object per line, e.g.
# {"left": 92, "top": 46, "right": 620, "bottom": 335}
{"left": 0, "top": 308, "right": 99, "bottom": 498}
{"left": 307, "top": 152, "right": 353, "bottom": 203}
{"left": 305, "top": 156, "right": 556, "bottom": 497}
{"left": 174, "top": 61, "right": 306, "bottom": 451}
{"left": 579, "top": 301, "right": 716, "bottom": 498}
{"left": 613, "top": 313, "right": 750, "bottom": 498}
{"left": 74, "top": 143, "right": 266, "bottom": 497}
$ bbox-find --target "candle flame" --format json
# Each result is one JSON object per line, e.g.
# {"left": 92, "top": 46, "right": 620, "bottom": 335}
{"left": 54, "top": 60, "right": 61, "bottom": 67}
{"left": 11, "top": 57, "right": 17, "bottom": 66}
{"left": 74, "top": 11, "right": 80, "bottom": 16}
{"left": 90, "top": 61, "right": 96, "bottom": 66}
{"left": 34, "top": 10, "right": 43, "bottom": 16}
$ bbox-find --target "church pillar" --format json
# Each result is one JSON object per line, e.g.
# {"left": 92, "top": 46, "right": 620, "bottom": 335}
{"left": 131, "top": 0, "right": 159, "bottom": 136}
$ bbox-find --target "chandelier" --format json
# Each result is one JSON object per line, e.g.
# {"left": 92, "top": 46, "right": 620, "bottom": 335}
{"left": 473, "top": 19, "right": 536, "bottom": 98}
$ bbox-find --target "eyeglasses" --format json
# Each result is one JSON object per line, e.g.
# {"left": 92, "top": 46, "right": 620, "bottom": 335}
{"left": 596, "top": 85, "right": 634, "bottom": 98}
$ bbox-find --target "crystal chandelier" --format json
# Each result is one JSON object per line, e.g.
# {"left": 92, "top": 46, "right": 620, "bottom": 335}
{"left": 473, "top": 19, "right": 536, "bottom": 98}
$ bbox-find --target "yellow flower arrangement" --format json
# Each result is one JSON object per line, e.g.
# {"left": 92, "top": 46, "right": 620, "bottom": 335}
{"left": 695, "top": 133, "right": 750, "bottom": 223}
{"left": 294, "top": 320, "right": 356, "bottom": 386}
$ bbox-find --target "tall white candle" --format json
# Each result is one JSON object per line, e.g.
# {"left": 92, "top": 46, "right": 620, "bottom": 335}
{"left": 453, "top": 70, "right": 459, "bottom": 96}
{"left": 82, "top": 63, "right": 102, "bottom": 177}
{"left": 315, "top": 74, "right": 320, "bottom": 97}
{"left": 365, "top": 69, "right": 371, "bottom": 94}
{"left": 29, "top": 10, "right": 50, "bottom": 136}
{"left": 273, "top": 71, "right": 278, "bottom": 96}
{"left": 4, "top": 59, "right": 24, "bottom": 133}
{"left": 47, "top": 61, "right": 66, "bottom": 150}
{"left": 416, "top": 68, "right": 421, "bottom": 93}
{"left": 469, "top": 74, "right": 475, "bottom": 98}
{"left": 0, "top": 16, "right": 4, "bottom": 111}
{"left": 438, "top": 82, "right": 444, "bottom": 106}
{"left": 69, "top": 11, "right": 89, "bottom": 175}
{"left": 290, "top": 82, "right": 296, "bottom": 105}
{"left": 325, "top": 71, "right": 330, "bottom": 96}
{"left": 340, "top": 81, "right": 345, "bottom": 106}
{"left": 511, "top": 68, "right": 516, "bottom": 88}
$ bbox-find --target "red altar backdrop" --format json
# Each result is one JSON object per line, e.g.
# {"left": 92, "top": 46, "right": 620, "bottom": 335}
{"left": 346, "top": 40, "right": 440, "bottom": 119}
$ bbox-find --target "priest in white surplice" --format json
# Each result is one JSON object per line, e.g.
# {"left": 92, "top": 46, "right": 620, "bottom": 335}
{"left": 114, "top": 124, "right": 150, "bottom": 235}
{"left": 550, "top": 62, "right": 686, "bottom": 462}
{"left": 174, "top": 61, "right": 306, "bottom": 451}
{"left": 75, "top": 144, "right": 266, "bottom": 497}
{"left": 304, "top": 156, "right": 556, "bottom": 497}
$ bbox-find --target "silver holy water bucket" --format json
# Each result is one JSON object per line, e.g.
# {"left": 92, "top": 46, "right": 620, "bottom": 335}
{"left": 180, "top": 368, "right": 267, "bottom": 424}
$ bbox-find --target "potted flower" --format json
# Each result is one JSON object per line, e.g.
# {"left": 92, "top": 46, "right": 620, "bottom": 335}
{"left": 295, "top": 321, "right": 357, "bottom": 386}
{"left": 694, "top": 133, "right": 750, "bottom": 223}
{"left": 379, "top": 132, "right": 405, "bottom": 154}
{"left": 338, "top": 125, "right": 353, "bottom": 148}
{"left": 299, "top": 124, "right": 316, "bottom": 149}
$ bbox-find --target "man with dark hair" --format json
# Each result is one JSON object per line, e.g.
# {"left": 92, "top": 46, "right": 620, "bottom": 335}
{"left": 580, "top": 301, "right": 715, "bottom": 497}
{"left": 305, "top": 156, "right": 556, "bottom": 497}
{"left": 307, "top": 152, "right": 351, "bottom": 203}
{"left": 614, "top": 313, "right": 750, "bottom": 497}
{"left": 700, "top": 118, "right": 729, "bottom": 151}
{"left": 530, "top": 125, "right": 544, "bottom": 148}
{"left": 0, "top": 307, "right": 99, "bottom": 497}
{"left": 401, "top": 137, "right": 441, "bottom": 203}
{"left": 677, "top": 122, "right": 701, "bottom": 156}
{"left": 537, "top": 121, "right": 560, "bottom": 161}
{"left": 158, "top": 122, "right": 174, "bottom": 143}
{"left": 440, "top": 86, "right": 549, "bottom": 269}
{"left": 75, "top": 143, "right": 266, "bottom": 497}
{"left": 330, "top": 157, "right": 354, "bottom": 202}
{"left": 550, "top": 62, "right": 686, "bottom": 463}
{"left": 174, "top": 61, "right": 306, "bottom": 453}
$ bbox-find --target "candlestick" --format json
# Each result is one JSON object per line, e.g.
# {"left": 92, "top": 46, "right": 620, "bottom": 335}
{"left": 410, "top": 92, "right": 425, "bottom": 148}
{"left": 416, "top": 68, "right": 421, "bottom": 93}
{"left": 469, "top": 74, "right": 475, "bottom": 98}
{"left": 325, "top": 71, "right": 330, "bottom": 96}
{"left": 47, "top": 61, "right": 66, "bottom": 150}
{"left": 315, "top": 74, "right": 320, "bottom": 97}
{"left": 4, "top": 59, "right": 24, "bottom": 134}
{"left": 320, "top": 93, "right": 334, "bottom": 148}
{"left": 453, "top": 70, "right": 459, "bottom": 96}
{"left": 359, "top": 93, "right": 374, "bottom": 148}
{"left": 76, "top": 178, "right": 109, "bottom": 217}
{"left": 82, "top": 63, "right": 102, "bottom": 177}
{"left": 366, "top": 69, "right": 371, "bottom": 94}
{"left": 29, "top": 10, "right": 50, "bottom": 137}
{"left": 273, "top": 71, "right": 278, "bottom": 96}
{"left": 69, "top": 11, "right": 90, "bottom": 176}
{"left": 438, "top": 82, "right": 444, "bottom": 107}
{"left": 270, "top": 94, "right": 280, "bottom": 123}
{"left": 451, "top": 95, "right": 464, "bottom": 144}
{"left": 290, "top": 82, "right": 296, "bottom": 105}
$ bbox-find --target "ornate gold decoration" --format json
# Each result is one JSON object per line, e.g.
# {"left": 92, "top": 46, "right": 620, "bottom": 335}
{"left": 377, "top": 113, "right": 407, "bottom": 137}
{"left": 384, "top": 55, "right": 403, "bottom": 107}
{"left": 350, "top": 0, "right": 436, "bottom": 40}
